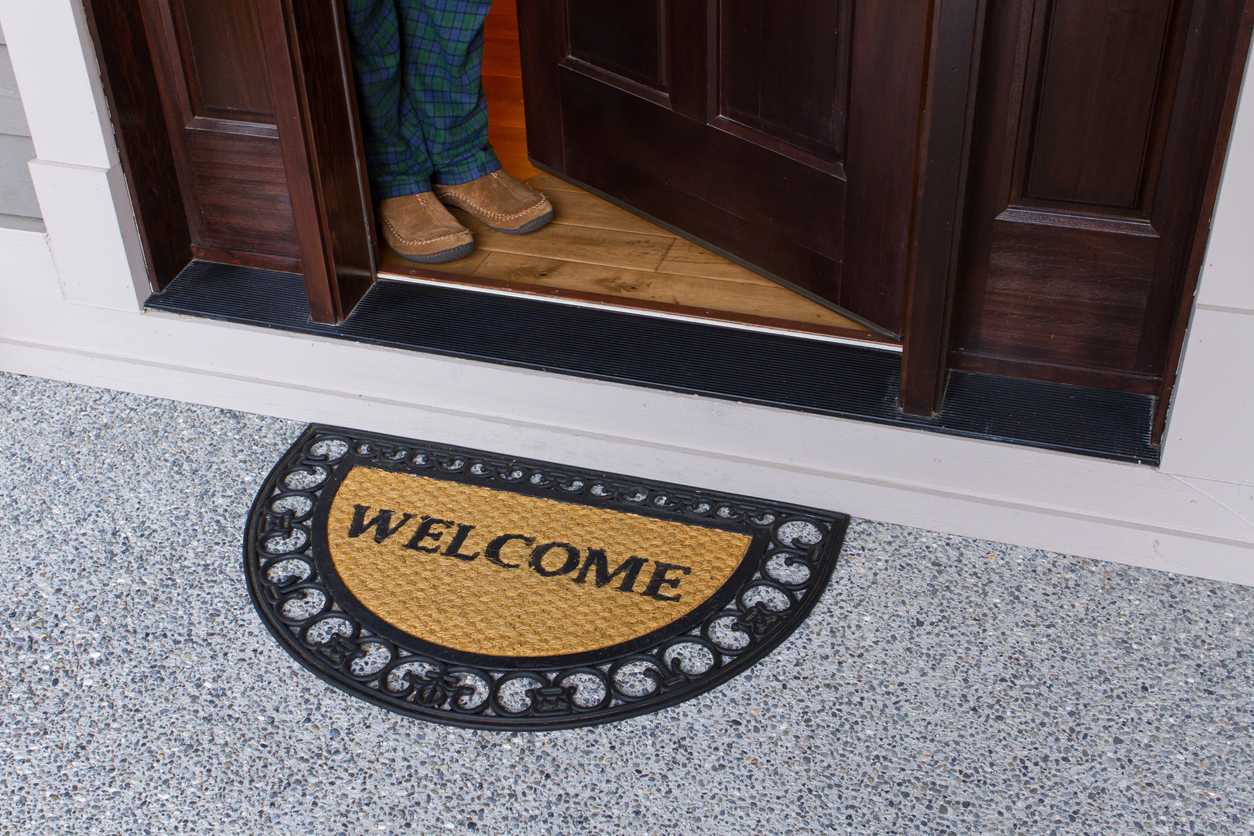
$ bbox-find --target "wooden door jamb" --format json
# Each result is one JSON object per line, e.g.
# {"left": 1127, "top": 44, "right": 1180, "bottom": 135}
{"left": 255, "top": 0, "right": 376, "bottom": 323}
{"left": 899, "top": 0, "right": 988, "bottom": 416}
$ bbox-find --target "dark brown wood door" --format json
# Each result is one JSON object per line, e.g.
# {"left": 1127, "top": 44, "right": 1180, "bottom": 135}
{"left": 518, "top": 0, "right": 936, "bottom": 336}
{"left": 951, "top": 0, "right": 1251, "bottom": 396}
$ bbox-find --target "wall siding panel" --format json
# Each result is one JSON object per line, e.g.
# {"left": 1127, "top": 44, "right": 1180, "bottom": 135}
{"left": 1, "top": 44, "right": 31, "bottom": 136}
{"left": 0, "top": 22, "right": 42, "bottom": 227}
{"left": 0, "top": 133, "right": 39, "bottom": 221}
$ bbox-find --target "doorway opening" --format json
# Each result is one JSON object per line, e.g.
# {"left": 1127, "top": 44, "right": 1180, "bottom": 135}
{"left": 106, "top": 0, "right": 1177, "bottom": 462}
{"left": 373, "top": 0, "right": 892, "bottom": 346}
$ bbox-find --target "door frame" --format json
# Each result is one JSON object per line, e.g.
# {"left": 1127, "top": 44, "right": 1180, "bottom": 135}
{"left": 898, "top": 0, "right": 988, "bottom": 415}
{"left": 81, "top": 0, "right": 1254, "bottom": 433}
{"left": 81, "top": 0, "right": 375, "bottom": 323}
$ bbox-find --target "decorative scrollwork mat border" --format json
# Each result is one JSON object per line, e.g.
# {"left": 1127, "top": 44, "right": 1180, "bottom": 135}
{"left": 245, "top": 425, "right": 849, "bottom": 730}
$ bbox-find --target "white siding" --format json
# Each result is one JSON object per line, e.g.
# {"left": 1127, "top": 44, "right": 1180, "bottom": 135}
{"left": 0, "top": 19, "right": 42, "bottom": 229}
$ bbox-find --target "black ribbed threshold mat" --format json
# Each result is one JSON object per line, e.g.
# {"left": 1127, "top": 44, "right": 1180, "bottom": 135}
{"left": 150, "top": 261, "right": 1159, "bottom": 463}
{"left": 248, "top": 426, "right": 848, "bottom": 729}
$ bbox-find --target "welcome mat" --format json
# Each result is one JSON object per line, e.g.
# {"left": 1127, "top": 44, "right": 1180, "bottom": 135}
{"left": 245, "top": 426, "right": 848, "bottom": 730}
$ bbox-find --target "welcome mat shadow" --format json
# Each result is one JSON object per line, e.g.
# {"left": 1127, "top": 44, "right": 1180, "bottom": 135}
{"left": 246, "top": 426, "right": 848, "bottom": 730}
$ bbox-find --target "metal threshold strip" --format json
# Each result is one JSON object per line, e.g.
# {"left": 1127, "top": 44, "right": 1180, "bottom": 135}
{"left": 147, "top": 261, "right": 1159, "bottom": 464}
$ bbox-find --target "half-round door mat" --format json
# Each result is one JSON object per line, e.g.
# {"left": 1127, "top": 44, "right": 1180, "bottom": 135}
{"left": 246, "top": 426, "right": 848, "bottom": 730}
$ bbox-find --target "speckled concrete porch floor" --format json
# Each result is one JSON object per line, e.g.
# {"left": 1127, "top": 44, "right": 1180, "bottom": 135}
{"left": 1, "top": 370, "right": 1252, "bottom": 835}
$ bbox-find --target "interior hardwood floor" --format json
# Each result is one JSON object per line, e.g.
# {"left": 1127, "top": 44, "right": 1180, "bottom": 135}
{"left": 378, "top": 0, "right": 885, "bottom": 343}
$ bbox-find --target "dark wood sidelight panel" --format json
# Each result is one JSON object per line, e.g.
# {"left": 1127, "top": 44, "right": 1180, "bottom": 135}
{"left": 951, "top": 0, "right": 1252, "bottom": 402}
{"left": 138, "top": 0, "right": 302, "bottom": 271}
{"left": 1023, "top": 0, "right": 1177, "bottom": 209}
{"left": 84, "top": 0, "right": 375, "bottom": 321}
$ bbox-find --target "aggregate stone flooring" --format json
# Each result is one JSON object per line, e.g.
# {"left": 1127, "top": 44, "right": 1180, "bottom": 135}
{"left": 0, "top": 370, "right": 1252, "bottom": 835}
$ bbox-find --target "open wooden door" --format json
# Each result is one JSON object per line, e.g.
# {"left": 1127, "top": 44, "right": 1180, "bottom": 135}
{"left": 517, "top": 0, "right": 934, "bottom": 337}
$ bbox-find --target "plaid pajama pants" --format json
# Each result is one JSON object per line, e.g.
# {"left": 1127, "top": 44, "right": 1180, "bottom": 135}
{"left": 344, "top": 0, "right": 501, "bottom": 200}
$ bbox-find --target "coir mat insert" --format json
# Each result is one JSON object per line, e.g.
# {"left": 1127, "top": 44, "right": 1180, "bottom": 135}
{"left": 246, "top": 426, "right": 848, "bottom": 730}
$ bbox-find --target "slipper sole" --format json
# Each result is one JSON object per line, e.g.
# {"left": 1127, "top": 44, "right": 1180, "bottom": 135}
{"left": 390, "top": 240, "right": 477, "bottom": 264}
{"left": 487, "top": 207, "right": 556, "bottom": 236}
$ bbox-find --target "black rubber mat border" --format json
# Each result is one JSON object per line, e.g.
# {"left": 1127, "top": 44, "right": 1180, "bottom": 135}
{"left": 247, "top": 425, "right": 849, "bottom": 730}
{"left": 150, "top": 261, "right": 1159, "bottom": 464}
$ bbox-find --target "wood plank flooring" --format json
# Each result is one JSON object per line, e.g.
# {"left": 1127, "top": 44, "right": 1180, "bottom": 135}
{"left": 377, "top": 0, "right": 884, "bottom": 343}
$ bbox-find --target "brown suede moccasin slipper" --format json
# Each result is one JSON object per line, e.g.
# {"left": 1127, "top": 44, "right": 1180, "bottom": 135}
{"left": 433, "top": 170, "right": 555, "bottom": 235}
{"left": 377, "top": 192, "right": 476, "bottom": 263}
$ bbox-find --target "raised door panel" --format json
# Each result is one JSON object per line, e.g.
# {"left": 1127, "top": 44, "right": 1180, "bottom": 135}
{"left": 980, "top": 218, "right": 1159, "bottom": 373}
{"left": 183, "top": 129, "right": 295, "bottom": 256}
{"left": 950, "top": 0, "right": 1216, "bottom": 393}
{"left": 718, "top": 0, "right": 850, "bottom": 165}
{"left": 1021, "top": 0, "right": 1177, "bottom": 209}
{"left": 175, "top": 0, "right": 275, "bottom": 122}
{"left": 567, "top": 0, "right": 666, "bottom": 90}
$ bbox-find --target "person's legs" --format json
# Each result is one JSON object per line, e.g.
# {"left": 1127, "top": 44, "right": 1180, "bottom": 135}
{"left": 344, "top": 0, "right": 435, "bottom": 199}
{"left": 400, "top": 0, "right": 501, "bottom": 187}
{"left": 400, "top": 0, "right": 553, "bottom": 233}
{"left": 344, "top": 0, "right": 552, "bottom": 259}
{"left": 344, "top": 0, "right": 480, "bottom": 262}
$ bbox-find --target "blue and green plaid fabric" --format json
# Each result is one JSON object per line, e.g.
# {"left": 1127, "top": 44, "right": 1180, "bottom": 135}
{"left": 345, "top": 0, "right": 501, "bottom": 199}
